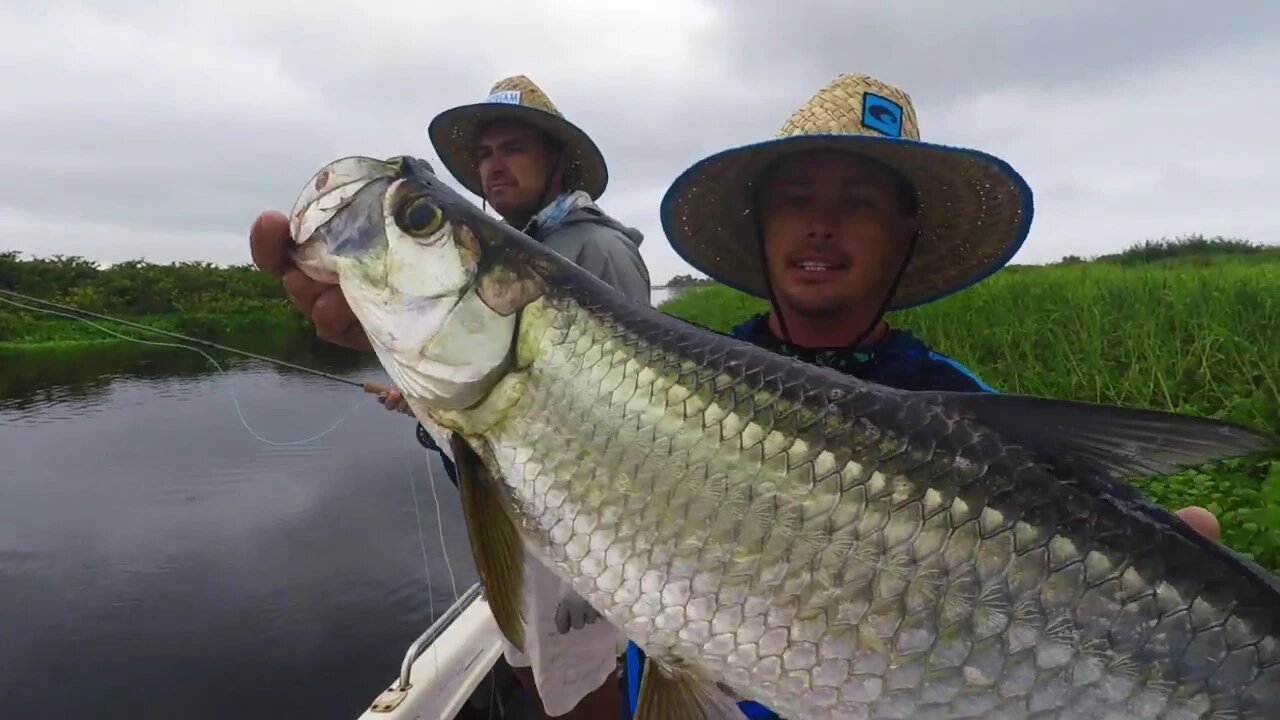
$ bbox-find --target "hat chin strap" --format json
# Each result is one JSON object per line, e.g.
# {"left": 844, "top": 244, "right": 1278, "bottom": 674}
{"left": 527, "top": 148, "right": 566, "bottom": 233}
{"left": 753, "top": 214, "right": 920, "bottom": 351}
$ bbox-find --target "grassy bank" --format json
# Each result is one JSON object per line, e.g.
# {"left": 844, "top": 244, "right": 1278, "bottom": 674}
{"left": 0, "top": 252, "right": 314, "bottom": 350}
{"left": 659, "top": 251, "right": 1280, "bottom": 571}
{"left": 0, "top": 308, "right": 311, "bottom": 351}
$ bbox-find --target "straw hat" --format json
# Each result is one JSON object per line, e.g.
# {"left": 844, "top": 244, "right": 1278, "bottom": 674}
{"left": 660, "top": 73, "right": 1034, "bottom": 310}
{"left": 428, "top": 75, "right": 609, "bottom": 200}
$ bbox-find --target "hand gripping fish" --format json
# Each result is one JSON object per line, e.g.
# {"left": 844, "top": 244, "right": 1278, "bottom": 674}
{"left": 287, "top": 156, "right": 1280, "bottom": 720}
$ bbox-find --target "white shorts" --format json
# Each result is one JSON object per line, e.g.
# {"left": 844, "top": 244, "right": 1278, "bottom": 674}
{"left": 502, "top": 550, "right": 628, "bottom": 716}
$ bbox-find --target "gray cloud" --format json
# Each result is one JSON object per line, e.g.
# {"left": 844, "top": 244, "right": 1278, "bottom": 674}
{"left": 696, "top": 1, "right": 1280, "bottom": 105}
{"left": 1, "top": 1, "right": 1277, "bottom": 283}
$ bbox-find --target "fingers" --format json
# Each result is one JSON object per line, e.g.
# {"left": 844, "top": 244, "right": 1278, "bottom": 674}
{"left": 310, "top": 288, "right": 373, "bottom": 351}
{"left": 282, "top": 267, "right": 330, "bottom": 317}
{"left": 377, "top": 388, "right": 414, "bottom": 415}
{"left": 368, "top": 384, "right": 414, "bottom": 415}
{"left": 554, "top": 591, "right": 602, "bottom": 634}
{"left": 364, "top": 381, "right": 391, "bottom": 408}
{"left": 329, "top": 322, "right": 374, "bottom": 352}
{"left": 281, "top": 270, "right": 371, "bottom": 351}
{"left": 250, "top": 208, "right": 373, "bottom": 352}
{"left": 386, "top": 389, "right": 413, "bottom": 415}
{"left": 1175, "top": 506, "right": 1221, "bottom": 541}
{"left": 249, "top": 210, "right": 293, "bottom": 276}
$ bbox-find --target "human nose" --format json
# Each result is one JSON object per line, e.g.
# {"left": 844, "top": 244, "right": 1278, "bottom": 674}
{"left": 804, "top": 207, "right": 838, "bottom": 240}
{"left": 481, "top": 157, "right": 507, "bottom": 183}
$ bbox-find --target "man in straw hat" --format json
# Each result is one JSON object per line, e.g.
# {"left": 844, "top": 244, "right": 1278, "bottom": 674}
{"left": 424, "top": 74, "right": 650, "bottom": 301}
{"left": 249, "top": 74, "right": 647, "bottom": 718}
{"left": 617, "top": 72, "right": 1223, "bottom": 719}
{"left": 417, "top": 74, "right": 649, "bottom": 719}
{"left": 248, "top": 74, "right": 649, "bottom": 349}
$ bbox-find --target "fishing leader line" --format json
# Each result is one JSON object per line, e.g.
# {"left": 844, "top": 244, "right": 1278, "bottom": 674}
{"left": 0, "top": 287, "right": 365, "bottom": 387}
{"left": 5, "top": 289, "right": 474, "bottom": 697}
{"left": 0, "top": 292, "right": 368, "bottom": 447}
{"left": 400, "top": 425, "right": 465, "bottom": 686}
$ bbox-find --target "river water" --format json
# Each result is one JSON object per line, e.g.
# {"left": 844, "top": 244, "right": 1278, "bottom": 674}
{"left": 0, "top": 340, "right": 480, "bottom": 719}
{"left": 0, "top": 287, "right": 694, "bottom": 719}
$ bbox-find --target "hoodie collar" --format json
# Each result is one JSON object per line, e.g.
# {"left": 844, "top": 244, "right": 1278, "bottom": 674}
{"left": 521, "top": 189, "right": 595, "bottom": 236}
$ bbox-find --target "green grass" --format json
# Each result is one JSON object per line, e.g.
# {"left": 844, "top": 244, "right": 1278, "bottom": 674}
{"left": 0, "top": 251, "right": 311, "bottom": 349}
{"left": 0, "top": 309, "right": 312, "bottom": 351}
{"left": 660, "top": 256, "right": 1280, "bottom": 572}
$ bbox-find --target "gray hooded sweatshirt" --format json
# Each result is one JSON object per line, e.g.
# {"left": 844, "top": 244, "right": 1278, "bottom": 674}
{"left": 527, "top": 201, "right": 651, "bottom": 305}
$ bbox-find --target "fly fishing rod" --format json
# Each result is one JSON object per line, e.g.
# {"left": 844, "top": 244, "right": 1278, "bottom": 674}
{"left": 0, "top": 287, "right": 374, "bottom": 390}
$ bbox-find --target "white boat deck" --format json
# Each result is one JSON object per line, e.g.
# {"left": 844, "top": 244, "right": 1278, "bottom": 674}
{"left": 354, "top": 582, "right": 540, "bottom": 720}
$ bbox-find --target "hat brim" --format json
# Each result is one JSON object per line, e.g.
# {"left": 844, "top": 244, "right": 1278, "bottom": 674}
{"left": 428, "top": 103, "right": 609, "bottom": 201}
{"left": 659, "top": 134, "right": 1034, "bottom": 311}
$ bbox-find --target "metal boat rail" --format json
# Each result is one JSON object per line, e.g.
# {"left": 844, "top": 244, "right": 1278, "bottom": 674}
{"left": 396, "top": 582, "right": 483, "bottom": 691}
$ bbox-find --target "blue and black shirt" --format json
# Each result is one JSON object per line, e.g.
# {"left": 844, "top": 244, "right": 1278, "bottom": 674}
{"left": 725, "top": 314, "right": 996, "bottom": 393}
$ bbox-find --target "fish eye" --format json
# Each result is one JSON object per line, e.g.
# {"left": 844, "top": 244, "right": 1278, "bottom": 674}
{"left": 395, "top": 196, "right": 445, "bottom": 237}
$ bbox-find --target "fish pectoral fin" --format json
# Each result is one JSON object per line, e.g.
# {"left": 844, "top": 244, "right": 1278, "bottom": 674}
{"left": 634, "top": 658, "right": 747, "bottom": 720}
{"left": 450, "top": 434, "right": 526, "bottom": 652}
{"left": 554, "top": 583, "right": 601, "bottom": 634}
{"left": 476, "top": 254, "right": 548, "bottom": 316}
{"left": 933, "top": 391, "right": 1278, "bottom": 480}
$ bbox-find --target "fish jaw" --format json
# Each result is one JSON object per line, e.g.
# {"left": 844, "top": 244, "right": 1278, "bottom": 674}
{"left": 359, "top": 283, "right": 518, "bottom": 412}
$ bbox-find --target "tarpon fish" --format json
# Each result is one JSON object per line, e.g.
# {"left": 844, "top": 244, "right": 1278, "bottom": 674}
{"left": 288, "top": 155, "right": 1280, "bottom": 719}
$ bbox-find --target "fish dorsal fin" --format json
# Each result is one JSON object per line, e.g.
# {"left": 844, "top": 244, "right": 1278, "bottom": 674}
{"left": 449, "top": 434, "right": 527, "bottom": 652}
{"left": 927, "top": 391, "right": 1277, "bottom": 480}
{"left": 634, "top": 658, "right": 748, "bottom": 720}
{"left": 927, "top": 391, "right": 1280, "bottom": 606}
{"left": 926, "top": 389, "right": 1280, "bottom": 614}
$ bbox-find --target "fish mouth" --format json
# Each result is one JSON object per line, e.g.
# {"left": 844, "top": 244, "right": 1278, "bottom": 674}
{"left": 289, "top": 156, "right": 440, "bottom": 261}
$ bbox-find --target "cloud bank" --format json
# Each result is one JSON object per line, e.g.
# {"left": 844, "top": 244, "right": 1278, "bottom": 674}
{"left": 2, "top": 2, "right": 1276, "bottom": 282}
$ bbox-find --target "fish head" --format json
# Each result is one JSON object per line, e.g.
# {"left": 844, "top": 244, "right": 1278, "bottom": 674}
{"left": 287, "top": 155, "right": 545, "bottom": 411}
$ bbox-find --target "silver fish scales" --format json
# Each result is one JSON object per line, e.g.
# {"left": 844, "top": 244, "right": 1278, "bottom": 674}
{"left": 287, "top": 155, "right": 1280, "bottom": 719}
{"left": 482, "top": 284, "right": 1280, "bottom": 719}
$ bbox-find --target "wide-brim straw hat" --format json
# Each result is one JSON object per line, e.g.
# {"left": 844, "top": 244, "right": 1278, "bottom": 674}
{"left": 428, "top": 75, "right": 609, "bottom": 201}
{"left": 660, "top": 73, "right": 1034, "bottom": 310}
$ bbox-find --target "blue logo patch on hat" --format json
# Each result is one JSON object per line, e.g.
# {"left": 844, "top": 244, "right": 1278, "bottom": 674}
{"left": 861, "top": 93, "right": 903, "bottom": 138}
{"left": 486, "top": 90, "right": 522, "bottom": 105}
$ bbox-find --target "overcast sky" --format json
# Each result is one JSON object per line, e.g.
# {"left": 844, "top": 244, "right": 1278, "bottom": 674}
{"left": 3, "top": 1, "right": 1278, "bottom": 284}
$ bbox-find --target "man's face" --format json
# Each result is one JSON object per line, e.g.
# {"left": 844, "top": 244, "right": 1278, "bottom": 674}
{"left": 475, "top": 120, "right": 560, "bottom": 219}
{"left": 758, "top": 150, "right": 918, "bottom": 318}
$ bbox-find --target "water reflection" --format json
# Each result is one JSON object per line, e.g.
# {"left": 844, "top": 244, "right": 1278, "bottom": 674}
{"left": 0, "top": 335, "right": 369, "bottom": 410}
{"left": 0, "top": 339, "right": 478, "bottom": 719}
